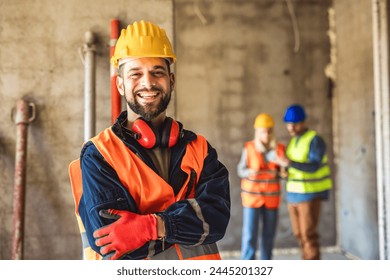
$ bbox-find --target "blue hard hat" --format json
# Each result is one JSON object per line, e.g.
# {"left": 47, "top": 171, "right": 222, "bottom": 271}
{"left": 283, "top": 104, "right": 306, "bottom": 123}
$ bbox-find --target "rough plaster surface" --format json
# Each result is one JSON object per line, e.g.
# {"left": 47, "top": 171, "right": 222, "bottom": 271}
{"left": 333, "top": 0, "right": 379, "bottom": 259}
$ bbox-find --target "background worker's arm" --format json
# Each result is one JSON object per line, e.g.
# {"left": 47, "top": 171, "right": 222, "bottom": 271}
{"left": 288, "top": 136, "right": 326, "bottom": 172}
{"left": 237, "top": 148, "right": 257, "bottom": 178}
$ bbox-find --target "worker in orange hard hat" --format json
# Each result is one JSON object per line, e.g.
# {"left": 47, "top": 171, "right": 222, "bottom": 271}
{"left": 69, "top": 20, "right": 230, "bottom": 260}
{"left": 237, "top": 113, "right": 287, "bottom": 260}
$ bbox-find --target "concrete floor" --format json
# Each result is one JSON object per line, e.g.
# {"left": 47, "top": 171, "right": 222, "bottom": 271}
{"left": 221, "top": 246, "right": 355, "bottom": 260}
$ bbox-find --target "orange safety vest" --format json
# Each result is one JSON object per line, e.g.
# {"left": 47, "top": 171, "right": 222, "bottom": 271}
{"left": 240, "top": 141, "right": 285, "bottom": 209}
{"left": 69, "top": 127, "right": 221, "bottom": 260}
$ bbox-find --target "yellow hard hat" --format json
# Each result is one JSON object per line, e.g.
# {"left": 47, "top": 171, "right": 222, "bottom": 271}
{"left": 254, "top": 113, "right": 274, "bottom": 128}
{"left": 111, "top": 20, "right": 177, "bottom": 68}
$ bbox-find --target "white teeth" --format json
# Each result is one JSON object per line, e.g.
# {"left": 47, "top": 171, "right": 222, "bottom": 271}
{"left": 140, "top": 95, "right": 156, "bottom": 98}
{"left": 138, "top": 92, "right": 158, "bottom": 98}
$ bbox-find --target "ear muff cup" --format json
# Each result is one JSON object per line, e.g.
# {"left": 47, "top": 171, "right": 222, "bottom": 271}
{"left": 132, "top": 118, "right": 159, "bottom": 149}
{"left": 131, "top": 117, "right": 180, "bottom": 149}
{"left": 160, "top": 117, "right": 180, "bottom": 148}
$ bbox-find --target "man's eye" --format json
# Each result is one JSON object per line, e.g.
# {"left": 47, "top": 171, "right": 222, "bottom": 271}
{"left": 129, "top": 73, "right": 141, "bottom": 78}
{"left": 153, "top": 71, "right": 165, "bottom": 77}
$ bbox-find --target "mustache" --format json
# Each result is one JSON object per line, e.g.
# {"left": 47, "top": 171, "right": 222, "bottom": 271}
{"left": 134, "top": 85, "right": 163, "bottom": 95}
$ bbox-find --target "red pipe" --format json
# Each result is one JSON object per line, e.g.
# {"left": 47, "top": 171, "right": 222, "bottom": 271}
{"left": 11, "top": 99, "right": 35, "bottom": 260}
{"left": 110, "top": 19, "right": 121, "bottom": 124}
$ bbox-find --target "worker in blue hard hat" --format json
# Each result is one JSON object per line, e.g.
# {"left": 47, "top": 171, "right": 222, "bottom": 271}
{"left": 278, "top": 104, "right": 332, "bottom": 260}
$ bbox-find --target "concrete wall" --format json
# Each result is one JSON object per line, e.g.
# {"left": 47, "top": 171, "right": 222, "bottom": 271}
{"left": 333, "top": 0, "right": 379, "bottom": 259}
{"left": 0, "top": 0, "right": 174, "bottom": 260}
{"left": 175, "top": 0, "right": 335, "bottom": 252}
{"left": 0, "top": 0, "right": 338, "bottom": 260}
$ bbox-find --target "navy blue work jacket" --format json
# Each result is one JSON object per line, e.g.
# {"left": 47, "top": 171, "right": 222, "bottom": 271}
{"left": 78, "top": 111, "right": 231, "bottom": 259}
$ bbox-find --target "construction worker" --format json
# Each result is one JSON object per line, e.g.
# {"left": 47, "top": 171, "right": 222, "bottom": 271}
{"left": 237, "top": 113, "right": 286, "bottom": 260}
{"left": 68, "top": 20, "right": 230, "bottom": 260}
{"left": 279, "top": 104, "right": 332, "bottom": 260}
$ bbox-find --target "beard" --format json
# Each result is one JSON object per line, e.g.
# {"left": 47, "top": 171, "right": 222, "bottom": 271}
{"left": 124, "top": 84, "right": 171, "bottom": 121}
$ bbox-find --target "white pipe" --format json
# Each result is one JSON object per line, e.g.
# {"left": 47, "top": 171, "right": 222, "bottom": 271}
{"left": 82, "top": 31, "right": 96, "bottom": 142}
{"left": 372, "top": 0, "right": 390, "bottom": 260}
{"left": 285, "top": 0, "right": 300, "bottom": 53}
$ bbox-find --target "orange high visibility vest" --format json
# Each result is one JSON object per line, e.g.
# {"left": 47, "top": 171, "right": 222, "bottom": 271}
{"left": 240, "top": 141, "right": 285, "bottom": 209}
{"left": 69, "top": 128, "right": 221, "bottom": 260}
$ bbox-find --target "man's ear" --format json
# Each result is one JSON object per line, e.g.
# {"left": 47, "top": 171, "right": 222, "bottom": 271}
{"left": 170, "top": 73, "right": 175, "bottom": 91}
{"left": 116, "top": 75, "right": 125, "bottom": 96}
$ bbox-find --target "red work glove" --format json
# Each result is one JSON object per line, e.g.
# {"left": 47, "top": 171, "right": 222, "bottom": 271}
{"left": 93, "top": 209, "right": 158, "bottom": 260}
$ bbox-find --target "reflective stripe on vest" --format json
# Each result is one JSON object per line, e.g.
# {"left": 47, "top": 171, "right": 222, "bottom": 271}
{"left": 286, "top": 130, "right": 332, "bottom": 193}
{"left": 68, "top": 127, "right": 221, "bottom": 260}
{"left": 149, "top": 243, "right": 221, "bottom": 260}
{"left": 240, "top": 141, "right": 284, "bottom": 209}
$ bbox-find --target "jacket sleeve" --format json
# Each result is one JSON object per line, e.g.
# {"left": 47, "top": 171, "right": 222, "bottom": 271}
{"left": 237, "top": 147, "right": 251, "bottom": 178}
{"left": 78, "top": 142, "right": 139, "bottom": 255}
{"left": 160, "top": 142, "right": 231, "bottom": 245}
{"left": 289, "top": 135, "right": 326, "bottom": 172}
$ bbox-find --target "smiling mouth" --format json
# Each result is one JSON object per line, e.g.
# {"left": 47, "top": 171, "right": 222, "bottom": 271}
{"left": 137, "top": 91, "right": 159, "bottom": 100}
{"left": 135, "top": 91, "right": 162, "bottom": 106}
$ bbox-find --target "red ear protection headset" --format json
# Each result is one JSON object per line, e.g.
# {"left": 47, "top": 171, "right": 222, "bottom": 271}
{"left": 131, "top": 117, "right": 181, "bottom": 149}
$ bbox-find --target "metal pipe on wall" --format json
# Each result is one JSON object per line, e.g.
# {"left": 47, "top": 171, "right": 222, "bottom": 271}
{"left": 110, "top": 19, "right": 121, "bottom": 124}
{"left": 372, "top": 0, "right": 390, "bottom": 260}
{"left": 11, "top": 98, "right": 36, "bottom": 260}
{"left": 82, "top": 31, "right": 97, "bottom": 142}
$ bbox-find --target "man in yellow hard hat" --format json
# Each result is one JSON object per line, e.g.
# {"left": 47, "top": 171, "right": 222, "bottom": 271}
{"left": 237, "top": 113, "right": 287, "bottom": 260}
{"left": 69, "top": 20, "right": 230, "bottom": 260}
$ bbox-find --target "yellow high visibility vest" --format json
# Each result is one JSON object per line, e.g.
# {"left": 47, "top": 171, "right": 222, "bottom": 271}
{"left": 286, "top": 130, "right": 332, "bottom": 193}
